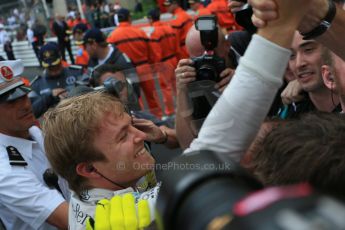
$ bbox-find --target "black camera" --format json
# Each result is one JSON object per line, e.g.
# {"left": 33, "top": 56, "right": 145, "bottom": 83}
{"left": 156, "top": 150, "right": 345, "bottom": 230}
{"left": 192, "top": 15, "right": 226, "bottom": 83}
{"left": 98, "top": 77, "right": 126, "bottom": 97}
{"left": 156, "top": 150, "right": 263, "bottom": 230}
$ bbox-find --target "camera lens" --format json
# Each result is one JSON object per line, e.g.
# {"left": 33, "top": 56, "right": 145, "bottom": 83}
{"left": 156, "top": 151, "right": 262, "bottom": 230}
{"left": 197, "top": 65, "right": 217, "bottom": 82}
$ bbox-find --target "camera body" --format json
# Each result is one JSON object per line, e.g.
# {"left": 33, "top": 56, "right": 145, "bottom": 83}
{"left": 192, "top": 15, "right": 225, "bottom": 82}
{"left": 192, "top": 54, "right": 225, "bottom": 82}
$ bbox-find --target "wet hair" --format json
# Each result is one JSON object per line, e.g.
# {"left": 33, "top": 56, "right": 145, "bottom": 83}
{"left": 43, "top": 91, "right": 125, "bottom": 196}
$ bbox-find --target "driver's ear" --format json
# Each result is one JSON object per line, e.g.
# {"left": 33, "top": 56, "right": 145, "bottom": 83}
{"left": 321, "top": 65, "right": 336, "bottom": 90}
{"left": 76, "top": 163, "right": 99, "bottom": 178}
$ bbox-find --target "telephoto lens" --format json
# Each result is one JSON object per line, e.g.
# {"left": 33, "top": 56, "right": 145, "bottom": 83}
{"left": 156, "top": 150, "right": 263, "bottom": 230}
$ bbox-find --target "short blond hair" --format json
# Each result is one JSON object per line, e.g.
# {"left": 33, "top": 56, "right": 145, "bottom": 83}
{"left": 43, "top": 91, "right": 125, "bottom": 195}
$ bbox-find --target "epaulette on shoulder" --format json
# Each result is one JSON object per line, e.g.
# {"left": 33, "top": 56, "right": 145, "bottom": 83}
{"left": 6, "top": 146, "right": 28, "bottom": 166}
{"left": 30, "top": 75, "right": 41, "bottom": 86}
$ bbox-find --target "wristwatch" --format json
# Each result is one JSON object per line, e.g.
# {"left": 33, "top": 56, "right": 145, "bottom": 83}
{"left": 300, "top": 0, "right": 336, "bottom": 40}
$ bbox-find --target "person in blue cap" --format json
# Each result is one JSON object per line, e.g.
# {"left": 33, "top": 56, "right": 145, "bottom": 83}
{"left": 29, "top": 42, "right": 84, "bottom": 118}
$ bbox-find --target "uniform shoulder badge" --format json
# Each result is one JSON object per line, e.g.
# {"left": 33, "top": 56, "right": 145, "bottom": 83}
{"left": 6, "top": 146, "right": 28, "bottom": 166}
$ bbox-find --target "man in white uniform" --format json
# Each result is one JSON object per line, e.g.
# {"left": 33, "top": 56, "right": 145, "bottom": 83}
{"left": 0, "top": 60, "right": 69, "bottom": 230}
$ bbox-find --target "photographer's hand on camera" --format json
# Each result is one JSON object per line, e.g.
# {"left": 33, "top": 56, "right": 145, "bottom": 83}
{"left": 175, "top": 59, "right": 196, "bottom": 91}
{"left": 215, "top": 68, "right": 234, "bottom": 92}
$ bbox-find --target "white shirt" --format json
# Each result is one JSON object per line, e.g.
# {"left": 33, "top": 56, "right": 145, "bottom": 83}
{"left": 0, "top": 30, "right": 9, "bottom": 44}
{"left": 26, "top": 28, "right": 34, "bottom": 44}
{"left": 69, "top": 183, "right": 161, "bottom": 230}
{"left": 0, "top": 126, "right": 68, "bottom": 230}
{"left": 184, "top": 35, "right": 291, "bottom": 162}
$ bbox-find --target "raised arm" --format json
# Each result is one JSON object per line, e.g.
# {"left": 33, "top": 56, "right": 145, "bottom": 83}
{"left": 184, "top": 0, "right": 312, "bottom": 161}
{"left": 249, "top": 0, "right": 345, "bottom": 60}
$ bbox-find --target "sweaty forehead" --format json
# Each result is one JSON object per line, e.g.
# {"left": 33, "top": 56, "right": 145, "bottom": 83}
{"left": 99, "top": 111, "right": 128, "bottom": 128}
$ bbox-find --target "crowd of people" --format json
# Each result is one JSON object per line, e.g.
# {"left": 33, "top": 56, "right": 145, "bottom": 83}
{"left": 1, "top": 0, "right": 345, "bottom": 229}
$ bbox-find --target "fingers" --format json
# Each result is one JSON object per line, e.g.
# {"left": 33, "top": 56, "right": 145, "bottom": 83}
{"left": 94, "top": 199, "right": 111, "bottom": 230}
{"left": 252, "top": 14, "right": 267, "bottom": 28}
{"left": 122, "top": 194, "right": 138, "bottom": 230}
{"left": 252, "top": 8, "right": 279, "bottom": 21}
{"left": 92, "top": 194, "right": 152, "bottom": 230}
{"left": 281, "top": 79, "right": 304, "bottom": 105}
{"left": 175, "top": 64, "right": 196, "bottom": 77}
{"left": 228, "top": 1, "right": 245, "bottom": 13}
{"left": 132, "top": 117, "right": 152, "bottom": 126}
{"left": 109, "top": 194, "right": 139, "bottom": 230}
{"left": 282, "top": 94, "right": 305, "bottom": 105}
{"left": 137, "top": 199, "right": 150, "bottom": 228}
{"left": 215, "top": 68, "right": 234, "bottom": 92}
{"left": 219, "top": 68, "right": 234, "bottom": 79}
{"left": 110, "top": 196, "right": 125, "bottom": 230}
{"left": 249, "top": 0, "right": 278, "bottom": 28}
{"left": 216, "top": 77, "right": 231, "bottom": 92}
{"left": 176, "top": 58, "right": 193, "bottom": 68}
{"left": 175, "top": 59, "right": 196, "bottom": 89}
{"left": 249, "top": 0, "right": 277, "bottom": 11}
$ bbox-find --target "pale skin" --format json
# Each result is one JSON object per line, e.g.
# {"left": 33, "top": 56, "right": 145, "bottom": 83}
{"left": 280, "top": 79, "right": 304, "bottom": 105}
{"left": 228, "top": 0, "right": 246, "bottom": 14}
{"left": 76, "top": 112, "right": 155, "bottom": 191}
{"left": 132, "top": 117, "right": 180, "bottom": 149}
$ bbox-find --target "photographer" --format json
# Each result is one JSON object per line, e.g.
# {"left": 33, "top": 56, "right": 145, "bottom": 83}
{"left": 183, "top": 0, "right": 311, "bottom": 158}
{"left": 30, "top": 42, "right": 83, "bottom": 118}
{"left": 175, "top": 20, "right": 234, "bottom": 149}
